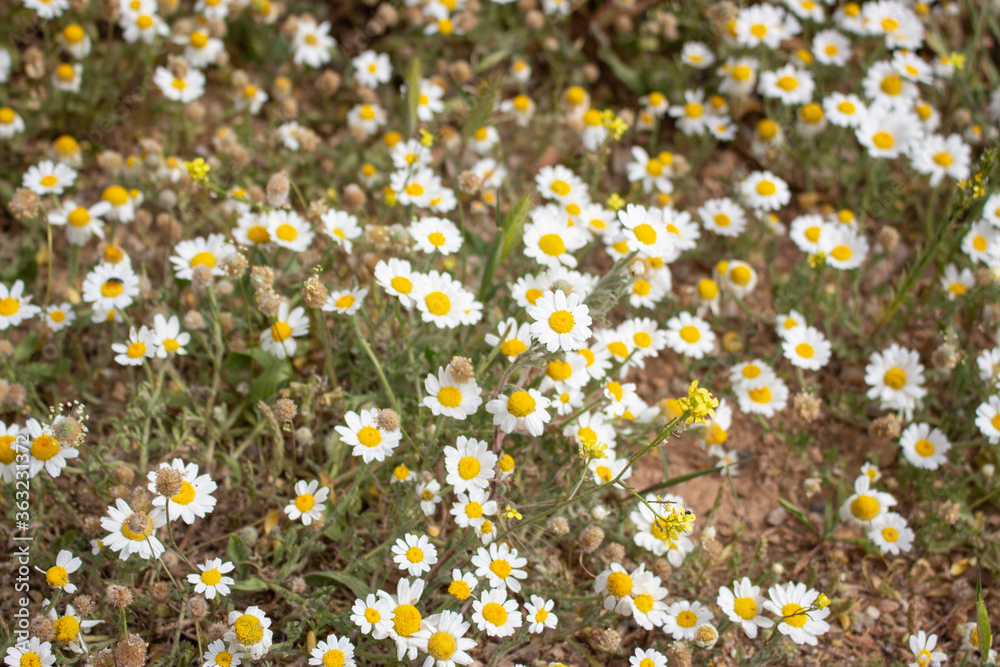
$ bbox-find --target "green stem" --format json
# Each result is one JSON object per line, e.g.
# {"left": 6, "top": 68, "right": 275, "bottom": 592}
{"left": 352, "top": 316, "right": 399, "bottom": 414}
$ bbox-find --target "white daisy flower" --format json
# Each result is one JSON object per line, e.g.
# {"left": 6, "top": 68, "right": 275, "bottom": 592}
{"left": 444, "top": 436, "right": 497, "bottom": 493}
{"left": 856, "top": 104, "right": 919, "bottom": 159}
{"left": 524, "top": 595, "right": 558, "bottom": 634}
{"left": 739, "top": 171, "right": 791, "bottom": 211}
{"left": 309, "top": 634, "right": 356, "bottom": 667}
{"left": 423, "top": 367, "right": 482, "bottom": 419}
{"left": 595, "top": 562, "right": 650, "bottom": 615}
{"left": 412, "top": 271, "right": 482, "bottom": 329}
{"left": 450, "top": 488, "right": 497, "bottom": 530}
{"left": 154, "top": 66, "right": 206, "bottom": 103}
{"left": 664, "top": 312, "right": 715, "bottom": 359}
{"left": 148, "top": 458, "right": 218, "bottom": 523}
{"left": 864, "top": 343, "right": 927, "bottom": 418}
{"left": 910, "top": 133, "right": 972, "bottom": 186}
{"left": 629, "top": 648, "right": 667, "bottom": 667}
{"left": 351, "top": 593, "right": 394, "bottom": 639}
{"left": 152, "top": 314, "right": 190, "bottom": 357}
{"left": 335, "top": 408, "right": 402, "bottom": 463}
{"left": 260, "top": 302, "right": 310, "bottom": 360}
{"left": 698, "top": 197, "right": 746, "bottom": 237}
{"left": 527, "top": 290, "right": 592, "bottom": 353}
{"left": 839, "top": 474, "right": 897, "bottom": 526}
{"left": 471, "top": 586, "right": 522, "bottom": 637}
{"left": 0, "top": 422, "right": 21, "bottom": 484}
{"left": 284, "top": 479, "right": 329, "bottom": 526}
{"left": 908, "top": 631, "right": 947, "bottom": 667}
{"left": 23, "top": 160, "right": 77, "bottom": 195}
{"left": 485, "top": 388, "right": 551, "bottom": 437}
{"left": 940, "top": 263, "right": 975, "bottom": 299}
{"left": 35, "top": 549, "right": 82, "bottom": 594}
{"left": 416, "top": 478, "right": 442, "bottom": 515}
{"left": 899, "top": 422, "right": 950, "bottom": 470}
{"left": 100, "top": 498, "right": 167, "bottom": 561}
{"left": 471, "top": 542, "right": 528, "bottom": 592}
{"left": 868, "top": 511, "right": 914, "bottom": 555}
{"left": 374, "top": 258, "right": 418, "bottom": 307}
{"left": 293, "top": 19, "right": 336, "bottom": 68}
{"left": 112, "top": 325, "right": 156, "bottom": 366}
{"left": 412, "top": 610, "right": 477, "bottom": 667}
{"left": 320, "top": 209, "right": 363, "bottom": 254}
{"left": 266, "top": 210, "right": 314, "bottom": 252}
{"left": 484, "top": 318, "right": 532, "bottom": 362}
{"left": 975, "top": 395, "right": 1000, "bottom": 444}
{"left": 187, "top": 558, "right": 236, "bottom": 599}
{"left": 963, "top": 220, "right": 1000, "bottom": 266}
{"left": 763, "top": 582, "right": 831, "bottom": 646}
{"left": 225, "top": 607, "right": 273, "bottom": 660}
{"left": 411, "top": 216, "right": 463, "bottom": 255}
{"left": 718, "top": 577, "right": 774, "bottom": 638}
{"left": 734, "top": 375, "right": 789, "bottom": 418}
{"left": 823, "top": 92, "right": 867, "bottom": 127}
{"left": 378, "top": 578, "right": 426, "bottom": 661}
{"left": 170, "top": 234, "right": 234, "bottom": 281}
{"left": 782, "top": 325, "right": 832, "bottom": 371}
{"left": 626, "top": 146, "right": 674, "bottom": 194}
{"left": 48, "top": 200, "right": 112, "bottom": 245}
{"left": 602, "top": 380, "right": 641, "bottom": 419}
{"left": 758, "top": 64, "right": 814, "bottom": 105}
{"left": 0, "top": 280, "right": 41, "bottom": 330}
{"left": 663, "top": 600, "right": 715, "bottom": 641}
{"left": 4, "top": 637, "right": 56, "bottom": 667}
{"left": 392, "top": 533, "right": 439, "bottom": 576}
{"left": 323, "top": 287, "right": 368, "bottom": 316}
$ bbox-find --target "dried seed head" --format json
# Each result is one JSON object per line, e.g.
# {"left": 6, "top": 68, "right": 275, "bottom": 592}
{"left": 932, "top": 343, "right": 958, "bottom": 373}
{"left": 695, "top": 623, "right": 719, "bottom": 648}
{"left": 83, "top": 516, "right": 103, "bottom": 535}
{"left": 602, "top": 542, "right": 626, "bottom": 564}
{"left": 192, "top": 264, "right": 214, "bottom": 288}
{"left": 792, "top": 391, "right": 822, "bottom": 423}
{"left": 448, "top": 356, "right": 475, "bottom": 384}
{"left": 939, "top": 500, "right": 961, "bottom": 524}
{"left": 701, "top": 528, "right": 723, "bottom": 560}
{"left": 295, "top": 426, "right": 313, "bottom": 446}
{"left": 154, "top": 467, "right": 184, "bottom": 498}
{"left": 73, "top": 595, "right": 96, "bottom": 617}
{"left": 5, "top": 384, "right": 25, "bottom": 407}
{"left": 315, "top": 69, "right": 341, "bottom": 97}
{"left": 112, "top": 634, "right": 148, "bottom": 667}
{"left": 591, "top": 627, "right": 621, "bottom": 652}
{"left": 52, "top": 416, "right": 85, "bottom": 447}
{"left": 803, "top": 477, "right": 822, "bottom": 497}
{"left": 876, "top": 225, "right": 900, "bottom": 253}
{"left": 124, "top": 512, "right": 150, "bottom": 536}
{"left": 106, "top": 584, "right": 134, "bottom": 609}
{"left": 273, "top": 398, "right": 297, "bottom": 423}
{"left": 577, "top": 525, "right": 605, "bottom": 553}
{"left": 458, "top": 170, "right": 482, "bottom": 195}
{"left": 303, "top": 275, "right": 329, "bottom": 309}
{"left": 28, "top": 616, "right": 55, "bottom": 642}
{"left": 868, "top": 413, "right": 902, "bottom": 441}
{"left": 652, "top": 557, "right": 672, "bottom": 580}
{"left": 205, "top": 622, "right": 228, "bottom": 642}
{"left": 149, "top": 582, "right": 171, "bottom": 604}
{"left": 342, "top": 183, "right": 367, "bottom": 209}
{"left": 250, "top": 266, "right": 275, "bottom": 290}
{"left": 376, "top": 408, "right": 400, "bottom": 432}
{"left": 10, "top": 188, "right": 41, "bottom": 220}
{"left": 547, "top": 516, "right": 569, "bottom": 535}
{"left": 167, "top": 54, "right": 188, "bottom": 79}
{"left": 129, "top": 487, "right": 154, "bottom": 512}
{"left": 665, "top": 641, "right": 693, "bottom": 667}
{"left": 289, "top": 577, "right": 307, "bottom": 594}
{"left": 256, "top": 289, "right": 281, "bottom": 318}
{"left": 90, "top": 648, "right": 116, "bottom": 667}
{"left": 186, "top": 596, "right": 208, "bottom": 618}
{"left": 222, "top": 251, "right": 248, "bottom": 279}
{"left": 525, "top": 9, "right": 545, "bottom": 29}
{"left": 0, "top": 341, "right": 13, "bottom": 359}
{"left": 266, "top": 171, "right": 291, "bottom": 208}
{"left": 183, "top": 310, "right": 206, "bottom": 331}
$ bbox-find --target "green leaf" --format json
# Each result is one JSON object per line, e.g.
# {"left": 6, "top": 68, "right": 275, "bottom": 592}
{"left": 303, "top": 571, "right": 371, "bottom": 598}
{"left": 978, "top": 570, "right": 993, "bottom": 664}
{"left": 597, "top": 46, "right": 644, "bottom": 94}
{"left": 230, "top": 576, "right": 267, "bottom": 592}
{"left": 405, "top": 58, "right": 422, "bottom": 136}
{"left": 228, "top": 534, "right": 255, "bottom": 580}
{"left": 777, "top": 498, "right": 818, "bottom": 535}
{"left": 463, "top": 80, "right": 498, "bottom": 139}
{"left": 499, "top": 193, "right": 532, "bottom": 262}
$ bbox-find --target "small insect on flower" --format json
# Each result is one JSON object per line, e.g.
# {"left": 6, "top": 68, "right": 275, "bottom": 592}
{"left": 187, "top": 558, "right": 236, "bottom": 599}
{"left": 284, "top": 479, "right": 330, "bottom": 526}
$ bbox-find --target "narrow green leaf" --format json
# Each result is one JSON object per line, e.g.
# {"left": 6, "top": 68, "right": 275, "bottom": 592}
{"left": 304, "top": 571, "right": 371, "bottom": 598}
{"left": 405, "top": 58, "right": 422, "bottom": 136}
{"left": 978, "top": 570, "right": 992, "bottom": 664}
{"left": 230, "top": 576, "right": 268, "bottom": 592}
{"left": 596, "top": 46, "right": 644, "bottom": 94}
{"left": 463, "top": 80, "right": 498, "bottom": 139}
{"left": 228, "top": 534, "right": 254, "bottom": 580}
{"left": 499, "top": 194, "right": 532, "bottom": 262}
{"left": 777, "top": 497, "right": 818, "bottom": 534}
{"left": 636, "top": 465, "right": 725, "bottom": 497}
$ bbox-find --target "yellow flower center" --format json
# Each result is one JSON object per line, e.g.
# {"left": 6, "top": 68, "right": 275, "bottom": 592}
{"left": 750, "top": 23, "right": 767, "bottom": 38}
{"left": 756, "top": 180, "right": 776, "bottom": 196}
{"left": 0, "top": 107, "right": 15, "bottom": 124}
{"left": 731, "top": 266, "right": 752, "bottom": 286}
{"left": 831, "top": 245, "right": 852, "bottom": 261}
{"left": 31, "top": 435, "right": 60, "bottom": 461}
{"left": 190, "top": 31, "right": 210, "bottom": 48}
{"left": 680, "top": 325, "right": 701, "bottom": 343}
{"left": 390, "top": 276, "right": 412, "bottom": 294}
{"left": 465, "top": 501, "right": 483, "bottom": 519}
{"left": 634, "top": 332, "right": 652, "bottom": 348}
{"left": 933, "top": 152, "right": 953, "bottom": 167}
{"left": 53, "top": 615, "right": 80, "bottom": 642}
{"left": 365, "top": 607, "right": 381, "bottom": 624}
{"left": 427, "top": 631, "right": 456, "bottom": 660}
{"left": 428, "top": 231, "right": 446, "bottom": 247}
{"left": 56, "top": 64, "right": 75, "bottom": 81}
{"left": 276, "top": 224, "right": 297, "bottom": 242}
{"left": 0, "top": 435, "right": 16, "bottom": 464}
{"left": 548, "top": 309, "right": 575, "bottom": 334}
{"left": 270, "top": 321, "right": 292, "bottom": 342}
{"left": 424, "top": 291, "right": 451, "bottom": 316}
{"left": 632, "top": 594, "right": 653, "bottom": 613}
{"left": 677, "top": 610, "right": 698, "bottom": 627}
{"left": 883, "top": 367, "right": 907, "bottom": 389}
{"left": 448, "top": 579, "right": 472, "bottom": 600}
{"left": 482, "top": 601, "right": 508, "bottom": 626}
{"left": 779, "top": 603, "right": 808, "bottom": 628}
{"left": 190, "top": 251, "right": 217, "bottom": 268}
{"left": 489, "top": 559, "right": 512, "bottom": 579}
{"left": 749, "top": 387, "right": 771, "bottom": 404}
{"left": 881, "top": 17, "right": 899, "bottom": 32}
{"left": 507, "top": 390, "right": 536, "bottom": 417}
{"left": 41, "top": 175, "right": 59, "bottom": 187}
{"left": 19, "top": 653, "right": 42, "bottom": 667}
{"left": 549, "top": 180, "right": 571, "bottom": 197}
{"left": 359, "top": 105, "right": 376, "bottom": 121}
{"left": 393, "top": 604, "right": 421, "bottom": 637}
{"left": 500, "top": 338, "right": 526, "bottom": 357}
{"left": 201, "top": 568, "right": 222, "bottom": 585}
{"left": 233, "top": 614, "right": 264, "bottom": 645}
{"left": 583, "top": 108, "right": 603, "bottom": 126}
{"left": 776, "top": 76, "right": 798, "bottom": 91}
{"left": 633, "top": 279, "right": 651, "bottom": 296}
{"left": 914, "top": 439, "right": 935, "bottom": 457}
{"left": 974, "top": 236, "right": 988, "bottom": 252}
{"left": 103, "top": 185, "right": 129, "bottom": 206}
{"left": 322, "top": 649, "right": 345, "bottom": 667}
{"left": 538, "top": 233, "right": 566, "bottom": 256}
{"left": 295, "top": 493, "right": 315, "bottom": 512}
{"left": 0, "top": 298, "right": 19, "bottom": 317}
{"left": 734, "top": 597, "right": 757, "bottom": 619}
{"left": 850, "top": 495, "right": 880, "bottom": 520}
{"left": 881, "top": 526, "right": 899, "bottom": 542}
{"left": 136, "top": 15, "right": 154, "bottom": 29}
{"left": 606, "top": 571, "right": 633, "bottom": 598}
{"left": 685, "top": 103, "right": 703, "bottom": 118}
{"left": 46, "top": 565, "right": 69, "bottom": 587}
{"left": 800, "top": 103, "right": 823, "bottom": 123}
{"left": 357, "top": 426, "right": 382, "bottom": 448}
{"left": 881, "top": 75, "right": 902, "bottom": 95}
{"left": 433, "top": 385, "right": 461, "bottom": 408}
{"left": 606, "top": 381, "right": 624, "bottom": 402}
{"left": 872, "top": 132, "right": 894, "bottom": 150}
{"left": 120, "top": 512, "right": 153, "bottom": 541}
{"left": 405, "top": 546, "right": 424, "bottom": 563}
{"left": 335, "top": 295, "right": 355, "bottom": 310}
{"left": 173, "top": 480, "right": 196, "bottom": 504}
{"left": 837, "top": 101, "right": 856, "bottom": 114}
{"left": 698, "top": 279, "right": 718, "bottom": 300}
{"left": 796, "top": 343, "right": 815, "bottom": 359}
